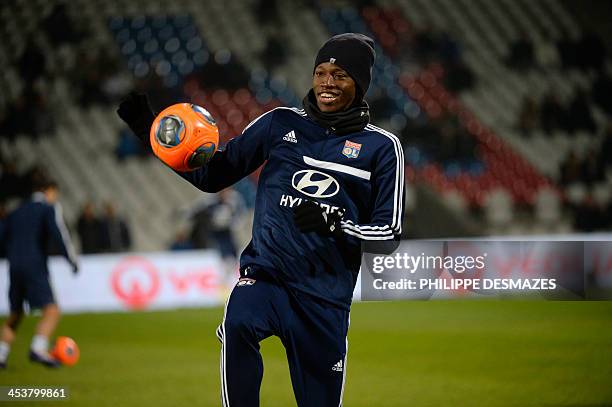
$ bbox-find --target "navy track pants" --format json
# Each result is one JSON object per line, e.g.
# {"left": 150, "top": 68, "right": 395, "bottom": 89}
{"left": 216, "top": 276, "right": 350, "bottom": 407}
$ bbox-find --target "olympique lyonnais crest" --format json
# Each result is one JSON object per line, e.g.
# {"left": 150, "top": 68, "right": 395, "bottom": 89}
{"left": 342, "top": 140, "right": 362, "bottom": 159}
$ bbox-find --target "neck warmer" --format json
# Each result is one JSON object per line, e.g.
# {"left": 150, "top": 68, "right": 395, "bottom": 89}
{"left": 302, "top": 89, "right": 370, "bottom": 136}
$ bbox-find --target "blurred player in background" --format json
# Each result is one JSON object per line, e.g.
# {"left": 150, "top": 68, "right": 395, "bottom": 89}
{"left": 118, "top": 33, "right": 404, "bottom": 406}
{"left": 0, "top": 178, "right": 78, "bottom": 368}
{"left": 185, "top": 187, "right": 246, "bottom": 284}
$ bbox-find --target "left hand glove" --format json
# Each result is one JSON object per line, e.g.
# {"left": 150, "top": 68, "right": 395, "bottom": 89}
{"left": 293, "top": 200, "right": 343, "bottom": 237}
{"left": 116, "top": 92, "right": 156, "bottom": 144}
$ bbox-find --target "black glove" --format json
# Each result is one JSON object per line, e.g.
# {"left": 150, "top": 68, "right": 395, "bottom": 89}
{"left": 293, "top": 200, "right": 343, "bottom": 237}
{"left": 116, "top": 92, "right": 156, "bottom": 145}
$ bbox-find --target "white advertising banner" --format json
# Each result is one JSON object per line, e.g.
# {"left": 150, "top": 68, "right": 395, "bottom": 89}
{"left": 2, "top": 235, "right": 607, "bottom": 314}
{"left": 0, "top": 250, "right": 225, "bottom": 315}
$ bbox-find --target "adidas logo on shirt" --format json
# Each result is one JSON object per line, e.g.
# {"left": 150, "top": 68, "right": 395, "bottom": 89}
{"left": 283, "top": 130, "right": 297, "bottom": 143}
{"left": 332, "top": 359, "right": 343, "bottom": 372}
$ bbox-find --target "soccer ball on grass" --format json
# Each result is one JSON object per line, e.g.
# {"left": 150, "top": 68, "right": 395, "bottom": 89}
{"left": 51, "top": 336, "right": 80, "bottom": 366}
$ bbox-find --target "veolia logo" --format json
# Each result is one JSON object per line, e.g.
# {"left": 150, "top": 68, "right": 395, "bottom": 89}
{"left": 111, "top": 257, "right": 161, "bottom": 310}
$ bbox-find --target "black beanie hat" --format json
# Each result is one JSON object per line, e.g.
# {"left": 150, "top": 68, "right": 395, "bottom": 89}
{"left": 314, "top": 33, "right": 376, "bottom": 96}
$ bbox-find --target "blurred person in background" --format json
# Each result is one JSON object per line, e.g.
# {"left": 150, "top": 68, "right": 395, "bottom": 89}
{"left": 0, "top": 178, "right": 78, "bottom": 368}
{"left": 204, "top": 188, "right": 245, "bottom": 283}
{"left": 205, "top": 188, "right": 245, "bottom": 260}
{"left": 183, "top": 188, "right": 245, "bottom": 266}
{"left": 183, "top": 196, "right": 212, "bottom": 250}
{"left": 76, "top": 201, "right": 103, "bottom": 254}
{"left": 99, "top": 202, "right": 131, "bottom": 253}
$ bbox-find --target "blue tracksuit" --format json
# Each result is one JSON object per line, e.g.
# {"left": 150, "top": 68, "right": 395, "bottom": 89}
{"left": 178, "top": 107, "right": 404, "bottom": 406}
{"left": 1, "top": 193, "right": 77, "bottom": 311}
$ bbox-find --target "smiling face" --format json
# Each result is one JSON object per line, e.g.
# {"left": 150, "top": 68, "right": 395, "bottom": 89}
{"left": 313, "top": 62, "right": 357, "bottom": 113}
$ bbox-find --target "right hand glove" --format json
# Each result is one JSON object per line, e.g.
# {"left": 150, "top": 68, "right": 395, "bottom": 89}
{"left": 293, "top": 200, "right": 344, "bottom": 237}
{"left": 117, "top": 92, "right": 156, "bottom": 144}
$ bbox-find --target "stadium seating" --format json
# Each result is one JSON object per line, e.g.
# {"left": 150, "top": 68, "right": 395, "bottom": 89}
{"left": 1, "top": 0, "right": 609, "bottom": 251}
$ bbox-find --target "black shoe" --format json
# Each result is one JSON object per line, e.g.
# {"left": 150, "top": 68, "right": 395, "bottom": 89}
{"left": 0, "top": 360, "right": 6, "bottom": 369}
{"left": 29, "top": 350, "right": 60, "bottom": 368}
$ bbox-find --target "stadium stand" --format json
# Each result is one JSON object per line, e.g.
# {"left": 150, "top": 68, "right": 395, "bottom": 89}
{"left": 1, "top": 0, "right": 610, "bottom": 251}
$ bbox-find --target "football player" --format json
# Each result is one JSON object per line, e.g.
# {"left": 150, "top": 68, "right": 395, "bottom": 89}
{"left": 0, "top": 178, "right": 78, "bottom": 368}
{"left": 118, "top": 33, "right": 404, "bottom": 406}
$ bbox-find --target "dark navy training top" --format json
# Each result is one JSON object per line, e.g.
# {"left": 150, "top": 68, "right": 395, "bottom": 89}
{"left": 2, "top": 193, "right": 77, "bottom": 274}
{"left": 179, "top": 107, "right": 404, "bottom": 309}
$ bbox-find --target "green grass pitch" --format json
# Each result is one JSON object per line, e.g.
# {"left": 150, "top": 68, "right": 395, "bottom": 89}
{"left": 1, "top": 301, "right": 611, "bottom": 406}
